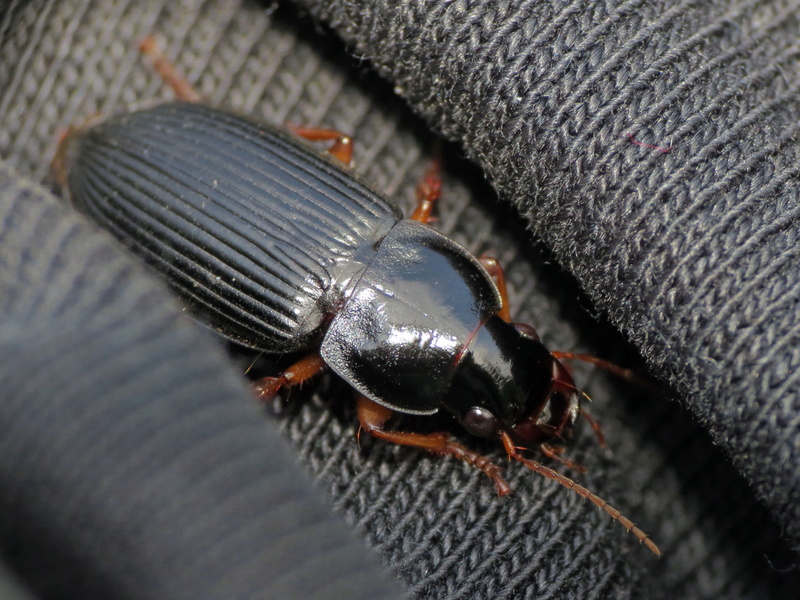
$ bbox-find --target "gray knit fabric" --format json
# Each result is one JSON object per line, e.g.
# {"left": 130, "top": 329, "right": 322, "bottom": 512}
{"left": 1, "top": 0, "right": 799, "bottom": 599}
{"left": 294, "top": 0, "right": 800, "bottom": 550}
{"left": 0, "top": 162, "right": 406, "bottom": 600}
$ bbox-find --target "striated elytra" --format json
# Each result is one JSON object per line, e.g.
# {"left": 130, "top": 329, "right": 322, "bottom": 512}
{"left": 61, "top": 101, "right": 564, "bottom": 433}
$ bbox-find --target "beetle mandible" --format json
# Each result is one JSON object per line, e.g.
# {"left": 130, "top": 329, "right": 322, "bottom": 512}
{"left": 52, "top": 38, "right": 659, "bottom": 556}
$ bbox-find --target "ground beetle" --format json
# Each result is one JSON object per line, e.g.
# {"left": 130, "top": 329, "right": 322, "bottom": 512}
{"left": 52, "top": 39, "right": 659, "bottom": 556}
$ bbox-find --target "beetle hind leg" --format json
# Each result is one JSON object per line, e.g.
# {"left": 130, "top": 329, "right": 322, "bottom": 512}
{"left": 357, "top": 396, "right": 512, "bottom": 496}
{"left": 139, "top": 36, "right": 201, "bottom": 103}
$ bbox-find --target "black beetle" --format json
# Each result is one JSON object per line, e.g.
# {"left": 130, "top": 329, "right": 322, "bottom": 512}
{"left": 52, "top": 39, "right": 658, "bottom": 556}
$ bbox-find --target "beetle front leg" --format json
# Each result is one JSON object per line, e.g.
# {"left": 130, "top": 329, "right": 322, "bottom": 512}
{"left": 480, "top": 256, "right": 549, "bottom": 342}
{"left": 357, "top": 396, "right": 512, "bottom": 496}
{"left": 252, "top": 351, "right": 327, "bottom": 400}
{"left": 538, "top": 443, "right": 587, "bottom": 473}
{"left": 479, "top": 256, "right": 512, "bottom": 323}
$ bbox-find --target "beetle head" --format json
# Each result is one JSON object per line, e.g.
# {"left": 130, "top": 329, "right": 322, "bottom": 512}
{"left": 443, "top": 315, "right": 580, "bottom": 444}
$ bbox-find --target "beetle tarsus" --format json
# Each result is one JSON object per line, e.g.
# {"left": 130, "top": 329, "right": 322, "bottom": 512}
{"left": 252, "top": 375, "right": 286, "bottom": 400}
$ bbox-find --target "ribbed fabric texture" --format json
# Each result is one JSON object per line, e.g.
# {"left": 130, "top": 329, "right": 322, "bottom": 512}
{"left": 1, "top": 1, "right": 799, "bottom": 599}
{"left": 297, "top": 0, "right": 800, "bottom": 547}
{"left": 0, "top": 166, "right": 406, "bottom": 599}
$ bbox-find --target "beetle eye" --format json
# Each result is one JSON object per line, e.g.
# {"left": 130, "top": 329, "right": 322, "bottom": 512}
{"left": 513, "top": 322, "right": 540, "bottom": 341}
{"left": 461, "top": 407, "right": 499, "bottom": 437}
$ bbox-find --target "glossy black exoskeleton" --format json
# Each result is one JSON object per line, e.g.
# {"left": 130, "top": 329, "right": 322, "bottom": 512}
{"left": 59, "top": 101, "right": 575, "bottom": 448}
{"left": 52, "top": 41, "right": 658, "bottom": 555}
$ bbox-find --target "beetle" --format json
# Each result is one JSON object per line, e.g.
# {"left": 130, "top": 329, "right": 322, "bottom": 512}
{"left": 51, "top": 38, "right": 659, "bottom": 556}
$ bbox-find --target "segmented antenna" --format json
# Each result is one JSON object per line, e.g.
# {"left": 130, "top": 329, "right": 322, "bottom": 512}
{"left": 500, "top": 431, "right": 660, "bottom": 556}
{"left": 550, "top": 351, "right": 657, "bottom": 391}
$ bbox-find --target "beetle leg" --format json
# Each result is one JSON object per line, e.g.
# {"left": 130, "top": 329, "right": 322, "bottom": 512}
{"left": 579, "top": 409, "right": 607, "bottom": 447}
{"left": 478, "top": 256, "right": 512, "bottom": 323}
{"left": 500, "top": 431, "right": 661, "bottom": 556}
{"left": 139, "top": 37, "right": 202, "bottom": 103}
{"left": 538, "top": 443, "right": 587, "bottom": 473}
{"left": 357, "top": 396, "right": 512, "bottom": 496}
{"left": 410, "top": 158, "right": 442, "bottom": 225}
{"left": 252, "top": 351, "right": 327, "bottom": 400}
{"left": 51, "top": 120, "right": 99, "bottom": 191}
{"left": 285, "top": 125, "right": 354, "bottom": 166}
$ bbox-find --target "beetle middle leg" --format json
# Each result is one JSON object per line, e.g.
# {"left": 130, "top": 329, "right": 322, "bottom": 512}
{"left": 285, "top": 125, "right": 354, "bottom": 166}
{"left": 252, "top": 351, "right": 327, "bottom": 399}
{"left": 357, "top": 396, "right": 512, "bottom": 496}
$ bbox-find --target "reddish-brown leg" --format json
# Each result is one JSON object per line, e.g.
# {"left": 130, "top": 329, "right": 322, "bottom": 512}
{"left": 51, "top": 124, "right": 88, "bottom": 191}
{"left": 500, "top": 431, "right": 660, "bottom": 556}
{"left": 409, "top": 158, "right": 442, "bottom": 225}
{"left": 285, "top": 124, "right": 354, "bottom": 166}
{"left": 139, "top": 38, "right": 355, "bottom": 166}
{"left": 479, "top": 257, "right": 512, "bottom": 323}
{"left": 539, "top": 443, "right": 587, "bottom": 473}
{"left": 252, "top": 351, "right": 327, "bottom": 400}
{"left": 357, "top": 396, "right": 512, "bottom": 496}
{"left": 409, "top": 158, "right": 514, "bottom": 324}
{"left": 580, "top": 409, "right": 607, "bottom": 447}
{"left": 139, "top": 36, "right": 201, "bottom": 103}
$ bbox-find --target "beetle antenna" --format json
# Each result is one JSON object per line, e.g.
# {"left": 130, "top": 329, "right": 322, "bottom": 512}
{"left": 551, "top": 352, "right": 656, "bottom": 390}
{"left": 500, "top": 431, "right": 660, "bottom": 556}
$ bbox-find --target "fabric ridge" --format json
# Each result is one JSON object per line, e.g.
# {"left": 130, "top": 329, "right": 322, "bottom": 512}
{"left": 1, "top": 1, "right": 799, "bottom": 599}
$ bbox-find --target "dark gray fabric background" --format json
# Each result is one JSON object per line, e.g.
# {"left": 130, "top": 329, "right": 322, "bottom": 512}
{"left": 1, "top": 0, "right": 799, "bottom": 598}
